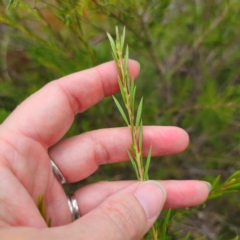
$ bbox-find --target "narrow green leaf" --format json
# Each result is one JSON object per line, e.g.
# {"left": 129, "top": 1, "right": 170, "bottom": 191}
{"left": 127, "top": 75, "right": 131, "bottom": 95}
{"left": 136, "top": 97, "right": 143, "bottom": 128}
{"left": 121, "top": 27, "right": 126, "bottom": 50}
{"left": 221, "top": 190, "right": 239, "bottom": 194}
{"left": 144, "top": 146, "right": 152, "bottom": 180}
{"left": 131, "top": 85, "right": 136, "bottom": 114}
{"left": 208, "top": 190, "right": 239, "bottom": 200}
{"left": 139, "top": 120, "right": 144, "bottom": 168}
{"left": 124, "top": 45, "right": 131, "bottom": 92}
{"left": 107, "top": 32, "right": 117, "bottom": 60}
{"left": 7, "top": 0, "right": 15, "bottom": 10}
{"left": 207, "top": 193, "right": 223, "bottom": 200}
{"left": 129, "top": 77, "right": 135, "bottom": 111}
{"left": 127, "top": 149, "right": 140, "bottom": 180}
{"left": 160, "top": 209, "right": 172, "bottom": 239}
{"left": 112, "top": 96, "right": 129, "bottom": 125}
{"left": 211, "top": 175, "right": 221, "bottom": 189}
{"left": 130, "top": 76, "right": 135, "bottom": 96}
{"left": 115, "top": 26, "right": 119, "bottom": 43}
{"left": 124, "top": 45, "right": 129, "bottom": 73}
{"left": 139, "top": 120, "right": 143, "bottom": 152}
{"left": 106, "top": 32, "right": 115, "bottom": 51}
{"left": 164, "top": 209, "right": 172, "bottom": 225}
{"left": 225, "top": 183, "right": 240, "bottom": 190}
{"left": 228, "top": 170, "right": 240, "bottom": 181}
{"left": 117, "top": 76, "right": 126, "bottom": 103}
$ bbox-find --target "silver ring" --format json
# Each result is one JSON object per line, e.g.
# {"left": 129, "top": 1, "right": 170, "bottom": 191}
{"left": 67, "top": 194, "right": 81, "bottom": 221}
{"left": 51, "top": 160, "right": 67, "bottom": 184}
{"left": 51, "top": 160, "right": 80, "bottom": 221}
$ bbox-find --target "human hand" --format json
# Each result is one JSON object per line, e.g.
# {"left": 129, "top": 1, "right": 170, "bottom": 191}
{"left": 0, "top": 60, "right": 210, "bottom": 239}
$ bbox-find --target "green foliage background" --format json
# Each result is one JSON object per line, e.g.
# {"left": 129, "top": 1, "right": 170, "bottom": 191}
{"left": 1, "top": 0, "right": 240, "bottom": 239}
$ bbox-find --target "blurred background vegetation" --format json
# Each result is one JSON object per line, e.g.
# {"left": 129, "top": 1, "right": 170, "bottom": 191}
{"left": 0, "top": 0, "right": 240, "bottom": 239}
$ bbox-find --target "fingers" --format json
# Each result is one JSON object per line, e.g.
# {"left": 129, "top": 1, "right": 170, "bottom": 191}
{"left": 46, "top": 179, "right": 209, "bottom": 227}
{"left": 1, "top": 182, "right": 166, "bottom": 240}
{"left": 1, "top": 60, "right": 140, "bottom": 147}
{"left": 49, "top": 126, "right": 189, "bottom": 182}
{"left": 73, "top": 180, "right": 210, "bottom": 216}
{"left": 54, "top": 181, "right": 166, "bottom": 240}
{"left": 1, "top": 180, "right": 210, "bottom": 240}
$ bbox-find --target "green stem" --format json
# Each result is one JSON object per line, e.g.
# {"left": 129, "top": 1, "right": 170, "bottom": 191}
{"left": 117, "top": 52, "right": 144, "bottom": 181}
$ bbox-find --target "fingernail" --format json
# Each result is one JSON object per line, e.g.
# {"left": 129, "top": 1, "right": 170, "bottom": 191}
{"left": 134, "top": 181, "right": 166, "bottom": 220}
{"left": 202, "top": 181, "right": 212, "bottom": 192}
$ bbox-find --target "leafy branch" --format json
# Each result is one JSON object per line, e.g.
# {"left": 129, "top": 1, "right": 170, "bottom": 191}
{"left": 107, "top": 27, "right": 152, "bottom": 182}
{"left": 107, "top": 27, "right": 156, "bottom": 239}
{"left": 208, "top": 170, "right": 240, "bottom": 200}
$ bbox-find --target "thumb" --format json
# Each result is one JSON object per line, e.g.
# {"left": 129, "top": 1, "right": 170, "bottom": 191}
{"left": 62, "top": 181, "right": 166, "bottom": 240}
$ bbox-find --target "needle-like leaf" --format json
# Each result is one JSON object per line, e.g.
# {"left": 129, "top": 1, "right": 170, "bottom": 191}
{"left": 139, "top": 120, "right": 143, "bottom": 152}
{"left": 127, "top": 149, "right": 140, "bottom": 180}
{"left": 211, "top": 175, "right": 221, "bottom": 189}
{"left": 124, "top": 45, "right": 129, "bottom": 74}
{"left": 144, "top": 146, "right": 152, "bottom": 180}
{"left": 107, "top": 32, "right": 118, "bottom": 61}
{"left": 136, "top": 97, "right": 143, "bottom": 128}
{"left": 131, "top": 85, "right": 136, "bottom": 114}
{"left": 227, "top": 170, "right": 240, "bottom": 181}
{"left": 121, "top": 27, "right": 126, "bottom": 49}
{"left": 225, "top": 183, "right": 240, "bottom": 190}
{"left": 112, "top": 96, "right": 129, "bottom": 126}
{"left": 7, "top": 0, "right": 14, "bottom": 10}
{"left": 118, "top": 76, "right": 126, "bottom": 104}
{"left": 116, "top": 26, "right": 119, "bottom": 43}
{"left": 160, "top": 209, "right": 172, "bottom": 240}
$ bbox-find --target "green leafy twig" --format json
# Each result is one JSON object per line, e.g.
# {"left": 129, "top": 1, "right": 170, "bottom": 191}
{"left": 208, "top": 170, "right": 240, "bottom": 200}
{"left": 107, "top": 27, "right": 152, "bottom": 182}
{"left": 107, "top": 27, "right": 156, "bottom": 238}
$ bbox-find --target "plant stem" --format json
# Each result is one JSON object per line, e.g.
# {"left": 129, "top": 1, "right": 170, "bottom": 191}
{"left": 108, "top": 28, "right": 157, "bottom": 239}
{"left": 151, "top": 225, "right": 158, "bottom": 240}
{"left": 115, "top": 45, "right": 144, "bottom": 180}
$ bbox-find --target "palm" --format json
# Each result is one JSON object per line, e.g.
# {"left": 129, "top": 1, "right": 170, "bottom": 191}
{"left": 0, "top": 133, "right": 63, "bottom": 226}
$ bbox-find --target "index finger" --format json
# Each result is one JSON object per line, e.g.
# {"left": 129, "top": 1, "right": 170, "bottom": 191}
{"left": 1, "top": 60, "right": 140, "bottom": 147}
